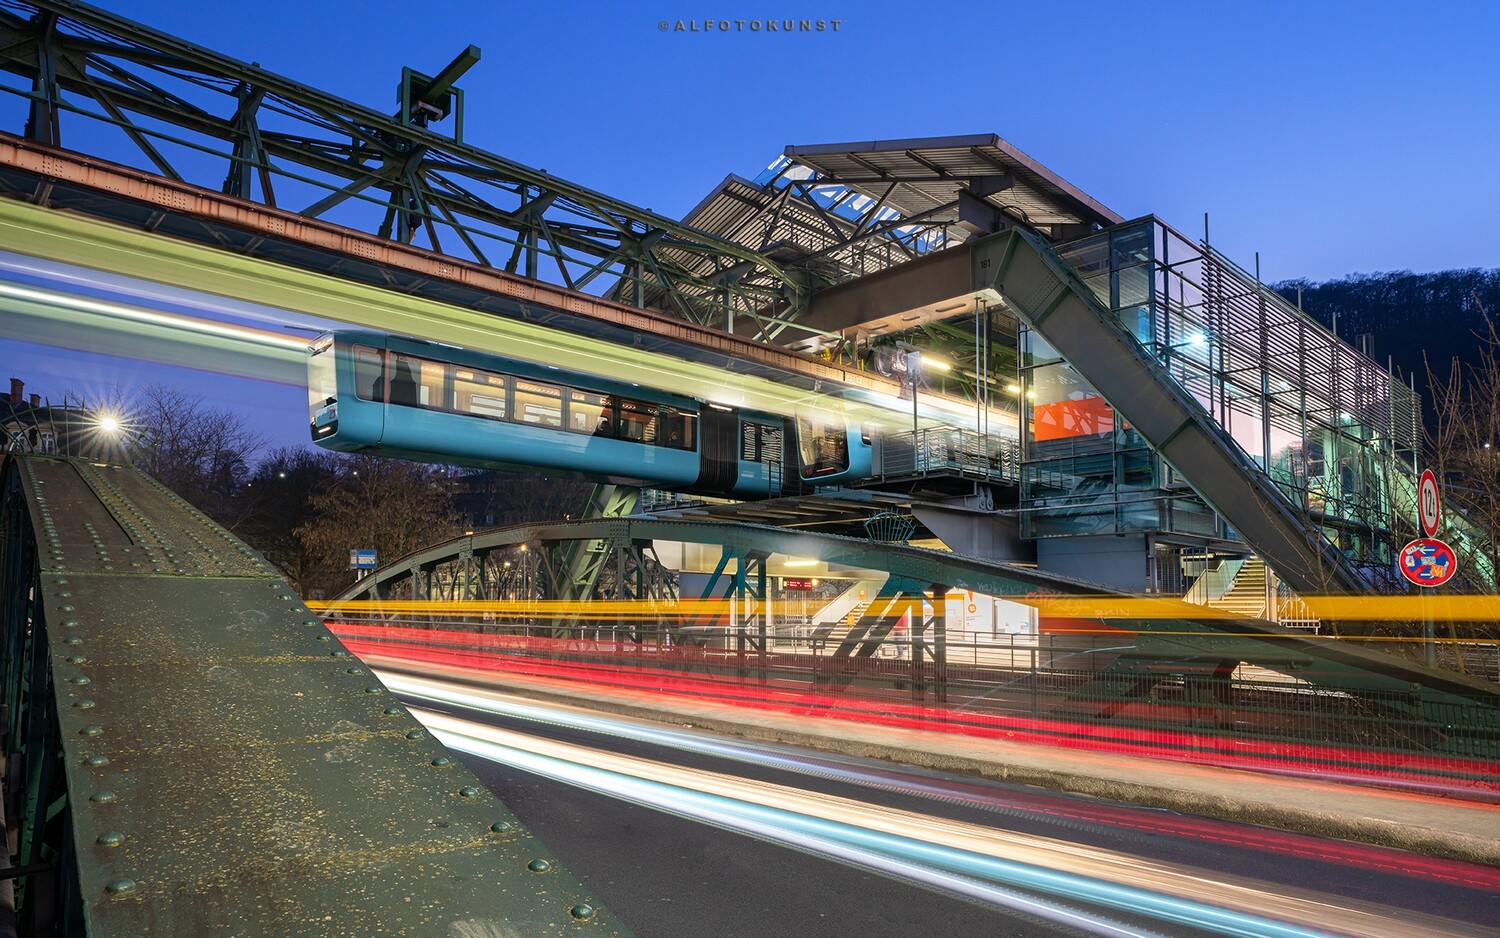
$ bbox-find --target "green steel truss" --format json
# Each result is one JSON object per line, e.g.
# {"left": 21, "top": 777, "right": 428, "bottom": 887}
{"left": 0, "top": 0, "right": 801, "bottom": 326}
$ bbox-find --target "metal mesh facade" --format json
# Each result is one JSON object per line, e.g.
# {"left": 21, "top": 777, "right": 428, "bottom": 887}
{"left": 1023, "top": 217, "right": 1421, "bottom": 569}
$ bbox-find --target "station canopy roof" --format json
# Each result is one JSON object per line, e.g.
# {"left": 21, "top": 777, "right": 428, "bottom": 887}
{"left": 782, "top": 134, "right": 1122, "bottom": 235}
{"left": 657, "top": 134, "right": 1124, "bottom": 333}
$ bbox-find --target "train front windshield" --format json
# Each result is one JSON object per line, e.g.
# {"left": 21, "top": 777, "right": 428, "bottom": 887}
{"left": 797, "top": 415, "right": 849, "bottom": 477}
{"left": 307, "top": 335, "right": 338, "bottom": 437}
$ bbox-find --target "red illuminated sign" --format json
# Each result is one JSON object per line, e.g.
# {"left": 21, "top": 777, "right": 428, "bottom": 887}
{"left": 783, "top": 578, "right": 819, "bottom": 590}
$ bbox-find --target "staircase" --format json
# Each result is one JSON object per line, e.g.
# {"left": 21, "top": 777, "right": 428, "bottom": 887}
{"left": 1207, "top": 558, "right": 1269, "bottom": 618}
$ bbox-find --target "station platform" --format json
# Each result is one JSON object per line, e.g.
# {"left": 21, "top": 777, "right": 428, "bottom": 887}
{"left": 363, "top": 654, "right": 1500, "bottom": 870}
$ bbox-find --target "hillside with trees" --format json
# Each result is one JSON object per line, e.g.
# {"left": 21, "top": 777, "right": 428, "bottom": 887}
{"left": 1272, "top": 268, "right": 1500, "bottom": 397}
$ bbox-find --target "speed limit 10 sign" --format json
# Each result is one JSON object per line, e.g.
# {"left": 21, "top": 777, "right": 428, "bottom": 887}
{"left": 1418, "top": 469, "right": 1441, "bottom": 538}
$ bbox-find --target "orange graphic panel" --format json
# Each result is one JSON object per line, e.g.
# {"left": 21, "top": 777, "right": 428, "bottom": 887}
{"left": 1033, "top": 396, "right": 1114, "bottom": 441}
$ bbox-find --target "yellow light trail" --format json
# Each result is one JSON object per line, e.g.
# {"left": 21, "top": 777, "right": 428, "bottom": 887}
{"left": 307, "top": 594, "right": 1500, "bottom": 630}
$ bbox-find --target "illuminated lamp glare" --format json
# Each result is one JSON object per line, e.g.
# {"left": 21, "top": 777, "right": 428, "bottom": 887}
{"left": 782, "top": 559, "right": 819, "bottom": 568}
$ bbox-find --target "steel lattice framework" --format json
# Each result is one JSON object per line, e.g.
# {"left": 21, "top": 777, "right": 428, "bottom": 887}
{"left": 0, "top": 0, "right": 809, "bottom": 328}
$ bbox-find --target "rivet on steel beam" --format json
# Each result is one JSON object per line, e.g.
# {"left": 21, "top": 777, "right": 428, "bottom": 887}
{"left": 62, "top": 620, "right": 78, "bottom": 627}
{"left": 431, "top": 757, "right": 452, "bottom": 767}
{"left": 383, "top": 707, "right": 402, "bottom": 716}
{"left": 57, "top": 590, "right": 71, "bottom": 598}
{"left": 67, "top": 676, "right": 90, "bottom": 685}
{"left": 63, "top": 637, "right": 82, "bottom": 646}
{"left": 104, "top": 879, "right": 136, "bottom": 895}
{"left": 84, "top": 755, "right": 109, "bottom": 766}
{"left": 79, "top": 726, "right": 103, "bottom": 737}
{"left": 72, "top": 699, "right": 94, "bottom": 709}
{"left": 317, "top": 636, "right": 331, "bottom": 643}
{"left": 97, "top": 832, "right": 124, "bottom": 847}
{"left": 302, "top": 619, "right": 318, "bottom": 626}
{"left": 489, "top": 822, "right": 513, "bottom": 834}
{"left": 459, "top": 786, "right": 480, "bottom": 798}
{"left": 345, "top": 667, "right": 363, "bottom": 675}
{"left": 569, "top": 903, "right": 596, "bottom": 921}
{"left": 364, "top": 686, "right": 383, "bottom": 694}
{"left": 526, "top": 859, "right": 552, "bottom": 873}
{"left": 59, "top": 605, "right": 73, "bottom": 613}
{"left": 67, "top": 656, "right": 88, "bottom": 665}
{"left": 89, "top": 791, "right": 117, "bottom": 804}
{"left": 406, "top": 730, "right": 426, "bottom": 740}
{"left": 331, "top": 651, "right": 351, "bottom": 658}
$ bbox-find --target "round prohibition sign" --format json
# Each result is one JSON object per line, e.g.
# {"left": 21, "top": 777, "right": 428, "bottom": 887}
{"left": 1398, "top": 537, "right": 1457, "bottom": 588}
{"left": 1418, "top": 469, "right": 1442, "bottom": 538}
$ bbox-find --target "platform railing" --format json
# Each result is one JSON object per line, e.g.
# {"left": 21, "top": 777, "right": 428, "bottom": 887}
{"left": 877, "top": 428, "right": 1021, "bottom": 483}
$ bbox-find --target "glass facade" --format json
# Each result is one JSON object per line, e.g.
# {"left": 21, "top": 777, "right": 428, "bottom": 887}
{"left": 1020, "top": 218, "right": 1421, "bottom": 568}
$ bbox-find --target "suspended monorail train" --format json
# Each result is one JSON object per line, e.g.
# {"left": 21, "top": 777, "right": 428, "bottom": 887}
{"left": 306, "top": 331, "right": 873, "bottom": 498}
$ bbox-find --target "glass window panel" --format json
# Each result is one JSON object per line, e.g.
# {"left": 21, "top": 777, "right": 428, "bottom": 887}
{"left": 569, "top": 390, "right": 609, "bottom": 434}
{"left": 660, "top": 408, "right": 696, "bottom": 449}
{"left": 387, "top": 353, "right": 441, "bottom": 409}
{"left": 1111, "top": 223, "right": 1152, "bottom": 268}
{"left": 354, "top": 345, "right": 384, "bottom": 402}
{"left": 515, "top": 380, "right": 563, "bottom": 427}
{"left": 616, "top": 399, "right": 657, "bottom": 443}
{"left": 453, "top": 368, "right": 509, "bottom": 419}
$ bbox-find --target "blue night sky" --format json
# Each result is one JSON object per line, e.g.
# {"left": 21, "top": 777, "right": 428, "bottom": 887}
{"left": 5, "top": 0, "right": 1499, "bottom": 452}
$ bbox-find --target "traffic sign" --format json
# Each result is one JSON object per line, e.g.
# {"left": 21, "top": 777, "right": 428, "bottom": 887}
{"left": 349, "top": 549, "right": 378, "bottom": 570}
{"left": 1418, "top": 469, "right": 1441, "bottom": 537}
{"left": 1398, "top": 538, "right": 1457, "bottom": 588}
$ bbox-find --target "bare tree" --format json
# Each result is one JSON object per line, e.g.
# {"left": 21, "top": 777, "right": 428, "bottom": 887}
{"left": 294, "top": 454, "right": 465, "bottom": 595}
{"left": 236, "top": 447, "right": 343, "bottom": 594}
{"left": 1420, "top": 299, "right": 1500, "bottom": 670}
{"left": 127, "top": 383, "right": 266, "bottom": 527}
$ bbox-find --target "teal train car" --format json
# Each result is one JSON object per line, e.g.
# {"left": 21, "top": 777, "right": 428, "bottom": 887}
{"left": 306, "top": 331, "right": 872, "bottom": 498}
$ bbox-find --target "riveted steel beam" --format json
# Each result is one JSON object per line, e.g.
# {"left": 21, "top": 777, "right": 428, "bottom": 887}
{"left": 0, "top": 455, "right": 631, "bottom": 935}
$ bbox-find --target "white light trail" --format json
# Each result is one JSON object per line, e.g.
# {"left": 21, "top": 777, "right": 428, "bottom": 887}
{"left": 394, "top": 685, "right": 1474, "bottom": 938}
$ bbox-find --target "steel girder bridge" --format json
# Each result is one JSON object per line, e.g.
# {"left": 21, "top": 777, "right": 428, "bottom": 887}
{"left": 322, "top": 516, "right": 1500, "bottom": 729}
{"left": 0, "top": 453, "right": 630, "bottom": 935}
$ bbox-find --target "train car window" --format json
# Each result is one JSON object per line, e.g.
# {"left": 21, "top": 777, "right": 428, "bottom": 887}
{"left": 616, "top": 399, "right": 657, "bottom": 443}
{"left": 453, "top": 368, "right": 509, "bottom": 420}
{"left": 417, "top": 358, "right": 445, "bottom": 407}
{"left": 515, "top": 380, "right": 563, "bottom": 426}
{"left": 353, "top": 345, "right": 385, "bottom": 402}
{"left": 569, "top": 391, "right": 610, "bottom": 435}
{"left": 661, "top": 408, "right": 695, "bottom": 449}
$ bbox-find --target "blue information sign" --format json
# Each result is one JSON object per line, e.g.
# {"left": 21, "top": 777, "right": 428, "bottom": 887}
{"left": 349, "top": 549, "right": 378, "bottom": 570}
